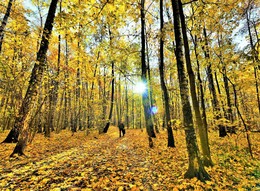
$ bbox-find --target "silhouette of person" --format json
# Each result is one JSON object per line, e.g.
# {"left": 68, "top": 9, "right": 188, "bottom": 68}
{"left": 118, "top": 121, "right": 125, "bottom": 137}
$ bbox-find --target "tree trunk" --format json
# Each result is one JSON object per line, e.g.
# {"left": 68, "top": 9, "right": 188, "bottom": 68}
{"left": 223, "top": 66, "right": 233, "bottom": 122}
{"left": 159, "top": 0, "right": 175, "bottom": 147}
{"left": 141, "top": 0, "right": 156, "bottom": 145}
{"left": 0, "top": 0, "right": 13, "bottom": 53}
{"left": 171, "top": 0, "right": 210, "bottom": 181}
{"left": 87, "top": 62, "right": 98, "bottom": 128}
{"left": 191, "top": 33, "right": 208, "bottom": 138}
{"left": 227, "top": 78, "right": 254, "bottom": 158}
{"left": 75, "top": 56, "right": 81, "bottom": 131}
{"left": 63, "top": 35, "right": 69, "bottom": 130}
{"left": 216, "top": 32, "right": 234, "bottom": 129}
{"left": 47, "top": 0, "right": 62, "bottom": 134}
{"left": 125, "top": 78, "right": 130, "bottom": 128}
{"left": 8, "top": 0, "right": 59, "bottom": 156}
{"left": 100, "top": 67, "right": 107, "bottom": 133}
{"left": 179, "top": 0, "right": 212, "bottom": 166}
{"left": 131, "top": 87, "right": 135, "bottom": 129}
{"left": 116, "top": 77, "right": 121, "bottom": 124}
{"left": 203, "top": 27, "right": 227, "bottom": 137}
{"left": 147, "top": 40, "right": 159, "bottom": 134}
{"left": 246, "top": 11, "right": 260, "bottom": 114}
{"left": 103, "top": 61, "right": 115, "bottom": 133}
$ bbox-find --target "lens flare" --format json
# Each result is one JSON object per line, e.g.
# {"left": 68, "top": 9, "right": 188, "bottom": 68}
{"left": 133, "top": 81, "right": 146, "bottom": 94}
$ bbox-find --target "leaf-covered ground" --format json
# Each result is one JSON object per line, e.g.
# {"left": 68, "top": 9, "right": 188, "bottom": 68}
{"left": 0, "top": 127, "right": 259, "bottom": 190}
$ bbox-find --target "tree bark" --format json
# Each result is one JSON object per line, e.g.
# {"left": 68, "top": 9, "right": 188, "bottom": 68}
{"left": 203, "top": 27, "right": 227, "bottom": 137}
{"left": 125, "top": 78, "right": 130, "bottom": 128}
{"left": 141, "top": 0, "right": 156, "bottom": 144}
{"left": 87, "top": 61, "right": 98, "bottom": 128}
{"left": 246, "top": 10, "right": 260, "bottom": 114}
{"left": 0, "top": 0, "right": 14, "bottom": 53}
{"left": 75, "top": 48, "right": 81, "bottom": 131}
{"left": 159, "top": 0, "right": 175, "bottom": 147}
{"left": 179, "top": 0, "right": 212, "bottom": 166}
{"left": 63, "top": 35, "right": 69, "bottom": 130}
{"left": 47, "top": 0, "right": 62, "bottom": 134}
{"left": 223, "top": 66, "right": 233, "bottom": 121}
{"left": 103, "top": 61, "right": 115, "bottom": 133}
{"left": 227, "top": 78, "right": 254, "bottom": 158}
{"left": 216, "top": 33, "right": 234, "bottom": 127}
{"left": 171, "top": 0, "right": 210, "bottom": 181}
{"left": 7, "top": 0, "right": 59, "bottom": 156}
{"left": 191, "top": 33, "right": 208, "bottom": 139}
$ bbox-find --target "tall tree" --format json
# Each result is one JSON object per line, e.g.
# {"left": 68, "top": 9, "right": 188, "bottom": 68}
{"left": 0, "top": 0, "right": 14, "bottom": 53}
{"left": 245, "top": 1, "right": 260, "bottom": 114}
{"left": 141, "top": 0, "right": 156, "bottom": 148}
{"left": 63, "top": 34, "right": 70, "bottom": 130}
{"left": 190, "top": 27, "right": 209, "bottom": 142}
{"left": 125, "top": 78, "right": 130, "bottom": 128}
{"left": 47, "top": 0, "right": 63, "bottom": 135}
{"left": 216, "top": 32, "right": 234, "bottom": 132}
{"left": 171, "top": 0, "right": 210, "bottom": 181}
{"left": 103, "top": 28, "right": 115, "bottom": 133}
{"left": 178, "top": 0, "right": 213, "bottom": 166}
{"left": 203, "top": 27, "right": 227, "bottom": 137}
{"left": 159, "top": 0, "right": 175, "bottom": 147}
{"left": 3, "top": 0, "right": 59, "bottom": 156}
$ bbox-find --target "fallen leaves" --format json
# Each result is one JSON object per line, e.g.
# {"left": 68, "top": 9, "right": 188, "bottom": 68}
{"left": 0, "top": 127, "right": 259, "bottom": 190}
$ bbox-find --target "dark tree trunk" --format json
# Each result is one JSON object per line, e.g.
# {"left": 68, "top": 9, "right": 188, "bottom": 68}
{"left": 125, "top": 78, "right": 130, "bottom": 128}
{"left": 227, "top": 78, "right": 254, "bottom": 158}
{"left": 47, "top": 0, "right": 62, "bottom": 134}
{"left": 101, "top": 67, "right": 107, "bottom": 133}
{"left": 131, "top": 87, "right": 135, "bottom": 129}
{"left": 63, "top": 35, "right": 69, "bottom": 130}
{"left": 141, "top": 0, "right": 156, "bottom": 144}
{"left": 87, "top": 61, "right": 98, "bottom": 128}
{"left": 223, "top": 66, "right": 233, "bottom": 122}
{"left": 203, "top": 27, "right": 227, "bottom": 137}
{"left": 216, "top": 33, "right": 234, "bottom": 131}
{"left": 8, "top": 0, "right": 59, "bottom": 156}
{"left": 159, "top": 0, "right": 175, "bottom": 147}
{"left": 0, "top": 0, "right": 14, "bottom": 53}
{"left": 147, "top": 45, "right": 159, "bottom": 134}
{"left": 75, "top": 58, "right": 81, "bottom": 131}
{"left": 222, "top": 67, "right": 236, "bottom": 135}
{"left": 171, "top": 0, "right": 210, "bottom": 181}
{"left": 103, "top": 28, "right": 115, "bottom": 133}
{"left": 103, "top": 61, "right": 115, "bottom": 133}
{"left": 246, "top": 11, "right": 260, "bottom": 114}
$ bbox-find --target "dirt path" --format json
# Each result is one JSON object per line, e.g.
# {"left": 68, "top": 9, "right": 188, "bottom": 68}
{"left": 1, "top": 127, "right": 259, "bottom": 190}
{"left": 0, "top": 127, "right": 155, "bottom": 190}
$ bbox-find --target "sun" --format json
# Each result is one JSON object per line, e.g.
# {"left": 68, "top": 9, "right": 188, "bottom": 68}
{"left": 133, "top": 81, "right": 147, "bottom": 94}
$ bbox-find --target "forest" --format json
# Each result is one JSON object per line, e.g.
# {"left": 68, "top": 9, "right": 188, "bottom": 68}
{"left": 0, "top": 0, "right": 259, "bottom": 190}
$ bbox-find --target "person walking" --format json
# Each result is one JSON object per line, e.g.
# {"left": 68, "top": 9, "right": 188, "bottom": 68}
{"left": 118, "top": 121, "right": 125, "bottom": 137}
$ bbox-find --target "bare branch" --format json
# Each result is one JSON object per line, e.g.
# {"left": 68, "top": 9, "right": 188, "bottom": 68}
{"left": 182, "top": 0, "right": 198, "bottom": 6}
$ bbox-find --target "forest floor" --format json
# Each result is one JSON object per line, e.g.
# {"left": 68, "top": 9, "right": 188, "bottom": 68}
{"left": 0, "top": 126, "right": 259, "bottom": 191}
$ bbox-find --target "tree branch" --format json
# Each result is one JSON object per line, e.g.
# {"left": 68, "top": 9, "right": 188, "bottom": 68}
{"left": 182, "top": 0, "right": 198, "bottom": 6}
